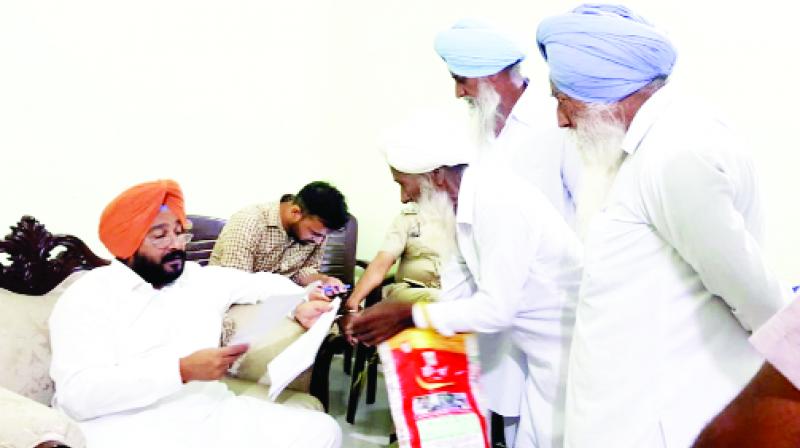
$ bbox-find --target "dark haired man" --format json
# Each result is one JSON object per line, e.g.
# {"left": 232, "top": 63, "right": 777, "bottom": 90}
{"left": 210, "top": 181, "right": 349, "bottom": 291}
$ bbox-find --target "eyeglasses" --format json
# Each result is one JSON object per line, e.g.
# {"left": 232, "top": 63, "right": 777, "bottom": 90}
{"left": 146, "top": 232, "right": 193, "bottom": 249}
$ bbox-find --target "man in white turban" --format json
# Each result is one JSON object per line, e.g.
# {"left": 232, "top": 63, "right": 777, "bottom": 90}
{"left": 338, "top": 110, "right": 473, "bottom": 342}
{"left": 535, "top": 4, "right": 792, "bottom": 447}
{"left": 347, "top": 110, "right": 583, "bottom": 448}
{"left": 435, "top": 20, "right": 582, "bottom": 444}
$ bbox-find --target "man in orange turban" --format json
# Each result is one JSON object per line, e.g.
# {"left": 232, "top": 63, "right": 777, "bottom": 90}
{"left": 48, "top": 179, "right": 342, "bottom": 448}
{"left": 98, "top": 179, "right": 190, "bottom": 288}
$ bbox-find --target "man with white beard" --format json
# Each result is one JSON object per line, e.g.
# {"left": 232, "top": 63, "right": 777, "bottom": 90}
{"left": 347, "top": 110, "right": 583, "bottom": 448}
{"left": 434, "top": 18, "right": 580, "bottom": 226}
{"left": 434, "top": 20, "right": 582, "bottom": 444}
{"left": 536, "top": 4, "right": 793, "bottom": 447}
{"left": 340, "top": 113, "right": 465, "bottom": 342}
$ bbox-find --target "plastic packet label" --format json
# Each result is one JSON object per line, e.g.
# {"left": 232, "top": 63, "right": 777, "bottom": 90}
{"left": 378, "top": 328, "right": 489, "bottom": 448}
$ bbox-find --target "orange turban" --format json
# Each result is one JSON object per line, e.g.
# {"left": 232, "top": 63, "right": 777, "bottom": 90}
{"left": 98, "top": 179, "right": 188, "bottom": 259}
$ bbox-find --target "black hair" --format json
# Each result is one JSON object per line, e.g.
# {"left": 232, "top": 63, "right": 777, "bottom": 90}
{"left": 293, "top": 181, "right": 349, "bottom": 230}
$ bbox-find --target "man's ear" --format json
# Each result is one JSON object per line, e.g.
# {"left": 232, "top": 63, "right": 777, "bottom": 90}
{"left": 430, "top": 168, "right": 447, "bottom": 187}
{"left": 289, "top": 204, "right": 304, "bottom": 221}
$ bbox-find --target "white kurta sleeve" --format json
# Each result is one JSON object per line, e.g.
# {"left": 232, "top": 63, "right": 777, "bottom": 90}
{"left": 49, "top": 284, "right": 183, "bottom": 421}
{"left": 644, "top": 143, "right": 789, "bottom": 331}
{"left": 419, "top": 188, "right": 541, "bottom": 336}
{"left": 199, "top": 265, "right": 305, "bottom": 312}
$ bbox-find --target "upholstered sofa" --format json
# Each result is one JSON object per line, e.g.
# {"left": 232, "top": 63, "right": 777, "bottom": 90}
{"left": 0, "top": 216, "right": 342, "bottom": 448}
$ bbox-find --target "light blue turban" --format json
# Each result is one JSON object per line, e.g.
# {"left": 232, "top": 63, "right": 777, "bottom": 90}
{"left": 536, "top": 4, "right": 677, "bottom": 103}
{"left": 435, "top": 18, "right": 526, "bottom": 78}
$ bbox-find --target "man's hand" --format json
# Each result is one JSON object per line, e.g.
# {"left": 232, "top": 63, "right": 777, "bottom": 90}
{"left": 348, "top": 301, "right": 415, "bottom": 346}
{"left": 321, "top": 276, "right": 347, "bottom": 296}
{"left": 295, "top": 300, "right": 333, "bottom": 329}
{"left": 338, "top": 313, "right": 358, "bottom": 346}
{"left": 307, "top": 287, "right": 331, "bottom": 302}
{"left": 179, "top": 344, "right": 249, "bottom": 383}
{"left": 303, "top": 280, "right": 331, "bottom": 302}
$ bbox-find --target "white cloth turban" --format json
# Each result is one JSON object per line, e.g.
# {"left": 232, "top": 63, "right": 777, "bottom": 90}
{"left": 381, "top": 108, "right": 476, "bottom": 174}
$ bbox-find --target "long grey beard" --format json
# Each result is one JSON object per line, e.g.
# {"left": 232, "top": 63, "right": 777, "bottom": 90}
{"left": 415, "top": 177, "right": 458, "bottom": 265}
{"left": 466, "top": 80, "right": 502, "bottom": 150}
{"left": 570, "top": 105, "right": 628, "bottom": 238}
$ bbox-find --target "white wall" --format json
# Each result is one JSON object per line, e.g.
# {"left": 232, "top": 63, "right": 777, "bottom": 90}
{"left": 1, "top": 0, "right": 797, "bottom": 282}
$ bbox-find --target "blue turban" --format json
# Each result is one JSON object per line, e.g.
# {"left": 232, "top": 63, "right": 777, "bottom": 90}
{"left": 435, "top": 18, "right": 526, "bottom": 78}
{"left": 536, "top": 4, "right": 677, "bottom": 103}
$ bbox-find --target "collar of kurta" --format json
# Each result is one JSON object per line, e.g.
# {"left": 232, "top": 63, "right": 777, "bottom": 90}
{"left": 455, "top": 165, "right": 477, "bottom": 226}
{"left": 504, "top": 80, "right": 537, "bottom": 127}
{"left": 621, "top": 81, "right": 676, "bottom": 155}
{"left": 109, "top": 259, "right": 153, "bottom": 291}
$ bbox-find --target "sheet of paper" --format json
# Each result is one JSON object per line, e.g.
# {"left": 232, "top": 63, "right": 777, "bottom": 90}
{"left": 227, "top": 293, "right": 306, "bottom": 346}
{"left": 267, "top": 298, "right": 341, "bottom": 401}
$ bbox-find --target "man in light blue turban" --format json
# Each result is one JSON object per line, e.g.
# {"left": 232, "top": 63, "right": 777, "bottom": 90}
{"left": 537, "top": 4, "right": 676, "bottom": 104}
{"left": 435, "top": 18, "right": 583, "bottom": 448}
{"left": 536, "top": 5, "right": 792, "bottom": 448}
{"left": 434, "top": 18, "right": 527, "bottom": 143}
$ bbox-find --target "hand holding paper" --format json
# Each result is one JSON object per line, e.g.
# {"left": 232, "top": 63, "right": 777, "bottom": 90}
{"left": 267, "top": 298, "right": 341, "bottom": 401}
{"left": 294, "top": 300, "right": 333, "bottom": 329}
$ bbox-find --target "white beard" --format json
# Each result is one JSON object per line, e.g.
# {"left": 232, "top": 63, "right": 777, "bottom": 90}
{"left": 465, "top": 80, "right": 502, "bottom": 150}
{"left": 415, "top": 177, "right": 458, "bottom": 265}
{"left": 570, "top": 104, "right": 628, "bottom": 238}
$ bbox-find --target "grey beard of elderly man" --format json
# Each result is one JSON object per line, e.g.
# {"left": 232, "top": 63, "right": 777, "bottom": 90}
{"left": 454, "top": 62, "right": 526, "bottom": 146}
{"left": 552, "top": 78, "right": 665, "bottom": 235}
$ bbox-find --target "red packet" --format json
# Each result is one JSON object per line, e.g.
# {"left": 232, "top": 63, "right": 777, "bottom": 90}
{"left": 378, "top": 328, "right": 488, "bottom": 448}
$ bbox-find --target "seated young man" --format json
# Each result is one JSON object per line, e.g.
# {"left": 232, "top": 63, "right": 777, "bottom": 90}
{"left": 210, "top": 181, "right": 349, "bottom": 293}
{"left": 48, "top": 179, "right": 341, "bottom": 448}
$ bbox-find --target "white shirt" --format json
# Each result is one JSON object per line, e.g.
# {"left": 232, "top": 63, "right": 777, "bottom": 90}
{"left": 49, "top": 261, "right": 340, "bottom": 448}
{"left": 494, "top": 84, "right": 581, "bottom": 228}
{"left": 413, "top": 161, "right": 583, "bottom": 447}
{"left": 472, "top": 85, "right": 582, "bottom": 419}
{"left": 565, "top": 84, "right": 792, "bottom": 448}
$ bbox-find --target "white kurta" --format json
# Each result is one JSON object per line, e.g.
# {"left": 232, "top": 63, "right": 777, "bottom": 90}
{"left": 49, "top": 261, "right": 341, "bottom": 448}
{"left": 565, "top": 84, "right": 792, "bottom": 448}
{"left": 480, "top": 85, "right": 582, "bottom": 419}
{"left": 494, "top": 85, "right": 581, "bottom": 229}
{"left": 413, "top": 161, "right": 583, "bottom": 448}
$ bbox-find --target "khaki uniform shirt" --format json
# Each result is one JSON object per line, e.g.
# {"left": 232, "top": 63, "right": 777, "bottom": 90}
{"left": 209, "top": 202, "right": 324, "bottom": 283}
{"left": 380, "top": 206, "right": 443, "bottom": 291}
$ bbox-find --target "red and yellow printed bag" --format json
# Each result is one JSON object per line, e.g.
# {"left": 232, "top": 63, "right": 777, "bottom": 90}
{"left": 378, "top": 328, "right": 489, "bottom": 448}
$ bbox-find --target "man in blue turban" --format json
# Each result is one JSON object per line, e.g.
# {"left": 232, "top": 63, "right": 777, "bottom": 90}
{"left": 536, "top": 4, "right": 792, "bottom": 448}
{"left": 435, "top": 18, "right": 582, "bottom": 447}
{"left": 435, "top": 18, "right": 527, "bottom": 144}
